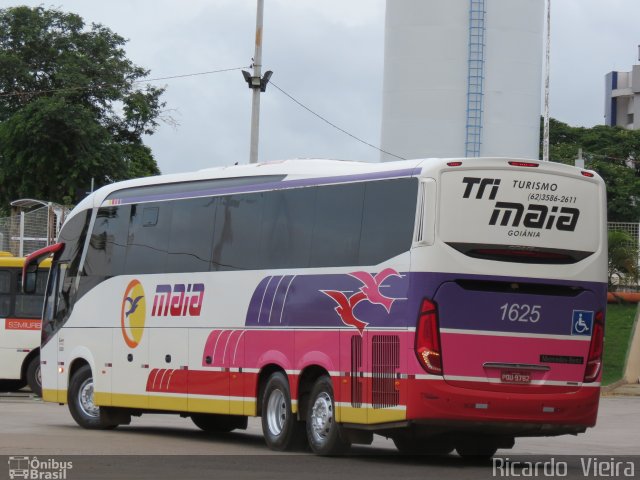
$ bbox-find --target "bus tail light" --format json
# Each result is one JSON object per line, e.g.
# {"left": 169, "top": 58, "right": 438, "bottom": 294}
{"left": 584, "top": 311, "right": 604, "bottom": 383}
{"left": 508, "top": 161, "right": 539, "bottom": 168}
{"left": 415, "top": 298, "right": 443, "bottom": 375}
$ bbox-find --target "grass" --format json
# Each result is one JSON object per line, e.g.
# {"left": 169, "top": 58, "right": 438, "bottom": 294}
{"left": 602, "top": 303, "right": 637, "bottom": 385}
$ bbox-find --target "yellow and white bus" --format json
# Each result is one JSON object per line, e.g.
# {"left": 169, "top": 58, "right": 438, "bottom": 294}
{"left": 0, "top": 252, "right": 49, "bottom": 395}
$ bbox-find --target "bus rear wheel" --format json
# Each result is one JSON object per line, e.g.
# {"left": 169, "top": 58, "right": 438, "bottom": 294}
{"left": 26, "top": 355, "right": 42, "bottom": 397}
{"left": 191, "top": 414, "right": 247, "bottom": 433}
{"left": 261, "top": 372, "right": 306, "bottom": 451}
{"left": 68, "top": 365, "right": 117, "bottom": 430}
{"left": 306, "top": 375, "right": 350, "bottom": 455}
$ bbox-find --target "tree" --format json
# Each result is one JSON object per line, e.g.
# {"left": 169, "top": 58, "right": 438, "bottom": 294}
{"left": 540, "top": 118, "right": 640, "bottom": 222}
{"left": 608, "top": 230, "right": 639, "bottom": 289}
{"left": 0, "top": 6, "right": 164, "bottom": 207}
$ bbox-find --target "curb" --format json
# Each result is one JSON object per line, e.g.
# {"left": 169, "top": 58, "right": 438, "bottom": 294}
{"left": 601, "top": 379, "right": 628, "bottom": 396}
{"left": 601, "top": 379, "right": 627, "bottom": 393}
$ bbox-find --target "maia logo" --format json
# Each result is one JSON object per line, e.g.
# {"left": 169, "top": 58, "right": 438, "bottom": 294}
{"left": 121, "top": 279, "right": 146, "bottom": 348}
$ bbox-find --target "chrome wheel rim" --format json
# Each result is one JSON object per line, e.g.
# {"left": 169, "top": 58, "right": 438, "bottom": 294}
{"left": 78, "top": 377, "right": 99, "bottom": 418}
{"left": 310, "top": 392, "right": 333, "bottom": 443}
{"left": 266, "top": 388, "right": 287, "bottom": 436}
{"left": 36, "top": 366, "right": 42, "bottom": 387}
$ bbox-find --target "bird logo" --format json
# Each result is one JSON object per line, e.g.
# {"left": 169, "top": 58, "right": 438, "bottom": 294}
{"left": 124, "top": 295, "right": 144, "bottom": 318}
{"left": 121, "top": 280, "right": 146, "bottom": 348}
{"left": 322, "top": 269, "right": 402, "bottom": 334}
{"left": 348, "top": 268, "right": 402, "bottom": 313}
{"left": 321, "top": 290, "right": 368, "bottom": 334}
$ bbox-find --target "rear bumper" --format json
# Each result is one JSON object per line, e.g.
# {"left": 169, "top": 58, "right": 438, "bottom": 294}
{"left": 406, "top": 378, "right": 600, "bottom": 435}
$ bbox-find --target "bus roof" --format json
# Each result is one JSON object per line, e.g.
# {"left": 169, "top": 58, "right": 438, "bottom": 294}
{"left": 68, "top": 157, "right": 601, "bottom": 222}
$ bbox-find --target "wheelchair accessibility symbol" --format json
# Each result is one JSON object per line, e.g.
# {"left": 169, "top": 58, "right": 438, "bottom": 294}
{"left": 571, "top": 310, "right": 594, "bottom": 336}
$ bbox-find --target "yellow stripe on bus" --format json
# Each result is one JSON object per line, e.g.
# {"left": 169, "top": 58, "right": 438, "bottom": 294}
{"left": 48, "top": 390, "right": 405, "bottom": 425}
{"left": 337, "top": 405, "right": 406, "bottom": 424}
{"left": 42, "top": 389, "right": 67, "bottom": 404}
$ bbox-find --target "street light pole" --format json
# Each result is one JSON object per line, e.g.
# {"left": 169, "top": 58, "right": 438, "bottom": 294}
{"left": 542, "top": 0, "right": 551, "bottom": 162}
{"left": 249, "top": 0, "right": 265, "bottom": 164}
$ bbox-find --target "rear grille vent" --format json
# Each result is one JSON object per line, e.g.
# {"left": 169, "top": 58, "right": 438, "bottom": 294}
{"left": 371, "top": 335, "right": 400, "bottom": 409}
{"left": 350, "top": 335, "right": 363, "bottom": 408}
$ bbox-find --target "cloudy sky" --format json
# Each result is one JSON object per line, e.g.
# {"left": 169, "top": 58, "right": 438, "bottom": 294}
{"left": 7, "top": 0, "right": 640, "bottom": 174}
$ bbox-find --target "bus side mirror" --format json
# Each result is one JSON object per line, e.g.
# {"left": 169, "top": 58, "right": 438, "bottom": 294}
{"left": 22, "top": 242, "right": 65, "bottom": 293}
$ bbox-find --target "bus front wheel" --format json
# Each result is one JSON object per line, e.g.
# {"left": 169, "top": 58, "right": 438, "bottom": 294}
{"left": 26, "top": 356, "right": 42, "bottom": 397}
{"left": 260, "top": 372, "right": 306, "bottom": 451}
{"left": 68, "top": 365, "right": 117, "bottom": 430}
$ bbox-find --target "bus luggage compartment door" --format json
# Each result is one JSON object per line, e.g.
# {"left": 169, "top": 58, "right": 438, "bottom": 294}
{"left": 433, "top": 280, "right": 601, "bottom": 393}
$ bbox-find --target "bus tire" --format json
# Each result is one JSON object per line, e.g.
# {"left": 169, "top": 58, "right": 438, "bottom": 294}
{"left": 306, "top": 375, "right": 350, "bottom": 455}
{"left": 26, "top": 355, "right": 42, "bottom": 397}
{"left": 68, "top": 365, "right": 117, "bottom": 430}
{"left": 191, "top": 413, "right": 248, "bottom": 433}
{"left": 261, "top": 372, "right": 306, "bottom": 451}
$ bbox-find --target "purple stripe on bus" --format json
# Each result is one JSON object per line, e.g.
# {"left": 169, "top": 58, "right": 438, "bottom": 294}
{"left": 271, "top": 275, "right": 295, "bottom": 326}
{"left": 244, "top": 271, "right": 607, "bottom": 334}
{"left": 246, "top": 276, "right": 271, "bottom": 325}
{"left": 258, "top": 276, "right": 281, "bottom": 325}
{"left": 104, "top": 167, "right": 420, "bottom": 206}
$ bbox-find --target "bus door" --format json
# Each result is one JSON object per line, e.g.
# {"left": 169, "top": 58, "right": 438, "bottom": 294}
{"left": 148, "top": 324, "right": 188, "bottom": 411}
{"left": 112, "top": 316, "right": 149, "bottom": 409}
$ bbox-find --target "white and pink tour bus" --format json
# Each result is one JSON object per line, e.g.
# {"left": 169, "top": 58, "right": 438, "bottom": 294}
{"left": 23, "top": 158, "right": 607, "bottom": 457}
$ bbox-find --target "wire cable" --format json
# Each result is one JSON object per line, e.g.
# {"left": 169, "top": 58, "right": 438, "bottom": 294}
{"left": 269, "top": 81, "right": 406, "bottom": 161}
{"left": 0, "top": 66, "right": 249, "bottom": 99}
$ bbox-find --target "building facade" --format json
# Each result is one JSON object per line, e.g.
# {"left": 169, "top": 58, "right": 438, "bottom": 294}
{"left": 605, "top": 65, "right": 640, "bottom": 130}
{"left": 380, "top": 0, "right": 545, "bottom": 162}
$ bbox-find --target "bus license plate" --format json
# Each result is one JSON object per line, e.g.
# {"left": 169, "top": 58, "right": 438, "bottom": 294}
{"left": 500, "top": 371, "right": 531, "bottom": 384}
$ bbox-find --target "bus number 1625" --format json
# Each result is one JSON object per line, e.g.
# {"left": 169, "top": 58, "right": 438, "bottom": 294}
{"left": 499, "top": 303, "right": 541, "bottom": 323}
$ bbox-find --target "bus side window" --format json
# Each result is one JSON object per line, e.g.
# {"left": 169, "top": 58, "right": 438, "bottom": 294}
{"left": 359, "top": 178, "right": 419, "bottom": 265}
{"left": 310, "top": 184, "right": 365, "bottom": 268}
{"left": 0, "top": 270, "right": 10, "bottom": 317}
{"left": 84, "top": 206, "right": 131, "bottom": 280}
{"left": 213, "top": 193, "right": 264, "bottom": 271}
{"left": 167, "top": 197, "right": 216, "bottom": 273}
{"left": 125, "top": 203, "right": 173, "bottom": 275}
{"left": 15, "top": 270, "right": 48, "bottom": 318}
{"left": 260, "top": 188, "right": 316, "bottom": 269}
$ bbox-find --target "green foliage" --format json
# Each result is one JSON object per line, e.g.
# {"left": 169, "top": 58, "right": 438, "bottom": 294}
{"left": 540, "top": 118, "right": 640, "bottom": 221}
{"left": 0, "top": 6, "right": 163, "bottom": 206}
{"left": 608, "top": 230, "right": 639, "bottom": 288}
{"left": 602, "top": 303, "right": 637, "bottom": 386}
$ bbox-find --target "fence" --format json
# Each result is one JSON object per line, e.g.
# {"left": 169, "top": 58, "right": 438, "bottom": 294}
{"left": 0, "top": 206, "right": 69, "bottom": 257}
{"left": 607, "top": 222, "right": 640, "bottom": 291}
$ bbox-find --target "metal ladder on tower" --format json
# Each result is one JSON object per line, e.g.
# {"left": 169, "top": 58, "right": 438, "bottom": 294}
{"left": 465, "top": 0, "right": 486, "bottom": 158}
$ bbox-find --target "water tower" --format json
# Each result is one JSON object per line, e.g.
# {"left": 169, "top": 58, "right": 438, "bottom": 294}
{"left": 380, "top": 0, "right": 545, "bottom": 161}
